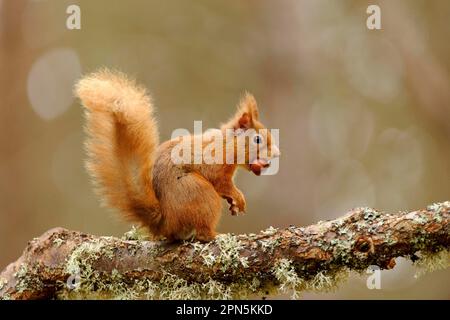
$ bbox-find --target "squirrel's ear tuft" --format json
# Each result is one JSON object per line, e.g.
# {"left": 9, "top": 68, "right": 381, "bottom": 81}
{"left": 221, "top": 92, "right": 260, "bottom": 130}
{"left": 231, "top": 92, "right": 258, "bottom": 130}
{"left": 237, "top": 112, "right": 251, "bottom": 129}
{"left": 239, "top": 92, "right": 259, "bottom": 121}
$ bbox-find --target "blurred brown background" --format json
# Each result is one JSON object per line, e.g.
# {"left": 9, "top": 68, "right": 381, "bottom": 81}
{"left": 0, "top": 0, "right": 449, "bottom": 299}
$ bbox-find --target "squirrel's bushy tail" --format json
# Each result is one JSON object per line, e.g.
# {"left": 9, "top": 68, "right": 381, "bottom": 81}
{"left": 75, "top": 69, "right": 161, "bottom": 228}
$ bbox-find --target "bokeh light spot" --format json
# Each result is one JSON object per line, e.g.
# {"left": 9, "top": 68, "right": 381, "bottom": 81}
{"left": 27, "top": 48, "right": 81, "bottom": 120}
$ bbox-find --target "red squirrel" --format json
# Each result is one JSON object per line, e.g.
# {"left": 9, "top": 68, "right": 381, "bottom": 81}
{"left": 75, "top": 70, "right": 280, "bottom": 241}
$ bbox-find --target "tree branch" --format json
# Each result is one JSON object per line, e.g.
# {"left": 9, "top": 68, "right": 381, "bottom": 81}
{"left": 1, "top": 202, "right": 449, "bottom": 300}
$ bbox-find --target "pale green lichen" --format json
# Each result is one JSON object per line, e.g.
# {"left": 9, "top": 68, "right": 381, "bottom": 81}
{"left": 427, "top": 201, "right": 450, "bottom": 214}
{"left": 337, "top": 227, "right": 348, "bottom": 235}
{"left": 306, "top": 269, "right": 349, "bottom": 292}
{"left": 0, "top": 293, "right": 11, "bottom": 300}
{"left": 332, "top": 219, "right": 345, "bottom": 229}
{"left": 158, "top": 273, "right": 199, "bottom": 299}
{"left": 156, "top": 274, "right": 268, "bottom": 300}
{"left": 204, "top": 279, "right": 233, "bottom": 299}
{"left": 63, "top": 237, "right": 117, "bottom": 298}
{"left": 55, "top": 240, "right": 446, "bottom": 300}
{"left": 53, "top": 237, "right": 65, "bottom": 247}
{"left": 248, "top": 277, "right": 261, "bottom": 292}
{"left": 307, "top": 271, "right": 333, "bottom": 290}
{"left": 413, "top": 215, "right": 429, "bottom": 225}
{"left": 202, "top": 251, "right": 216, "bottom": 267}
{"left": 214, "top": 234, "right": 248, "bottom": 271}
{"left": 14, "top": 264, "right": 29, "bottom": 293}
{"left": 0, "top": 277, "right": 7, "bottom": 290}
{"left": 332, "top": 239, "right": 356, "bottom": 264}
{"left": 13, "top": 263, "right": 28, "bottom": 280}
{"left": 414, "top": 249, "right": 450, "bottom": 278}
{"left": 192, "top": 236, "right": 245, "bottom": 268}
{"left": 57, "top": 269, "right": 265, "bottom": 300}
{"left": 191, "top": 241, "right": 216, "bottom": 266}
{"left": 272, "top": 259, "right": 303, "bottom": 299}
{"left": 57, "top": 233, "right": 266, "bottom": 300}
{"left": 157, "top": 273, "right": 234, "bottom": 300}
{"left": 261, "top": 226, "right": 278, "bottom": 236}
{"left": 122, "top": 226, "right": 149, "bottom": 241}
{"left": 13, "top": 263, "right": 43, "bottom": 293}
{"left": 107, "top": 271, "right": 146, "bottom": 300}
{"left": 259, "top": 237, "right": 281, "bottom": 253}
{"left": 361, "top": 207, "right": 381, "bottom": 221}
{"left": 272, "top": 258, "right": 350, "bottom": 299}
{"left": 65, "top": 240, "right": 105, "bottom": 276}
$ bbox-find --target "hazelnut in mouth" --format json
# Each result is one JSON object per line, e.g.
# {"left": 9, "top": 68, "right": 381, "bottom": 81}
{"left": 249, "top": 159, "right": 271, "bottom": 176}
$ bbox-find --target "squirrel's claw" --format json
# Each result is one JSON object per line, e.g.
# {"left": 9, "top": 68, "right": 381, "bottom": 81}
{"left": 229, "top": 203, "right": 245, "bottom": 216}
{"left": 230, "top": 205, "right": 239, "bottom": 216}
{"left": 224, "top": 196, "right": 246, "bottom": 215}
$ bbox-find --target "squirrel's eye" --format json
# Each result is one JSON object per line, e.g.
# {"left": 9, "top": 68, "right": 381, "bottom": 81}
{"left": 253, "top": 134, "right": 263, "bottom": 144}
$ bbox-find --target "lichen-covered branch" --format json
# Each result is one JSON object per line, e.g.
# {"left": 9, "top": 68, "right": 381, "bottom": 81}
{"left": 1, "top": 202, "right": 449, "bottom": 300}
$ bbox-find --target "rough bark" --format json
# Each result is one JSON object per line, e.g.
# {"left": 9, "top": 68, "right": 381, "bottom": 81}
{"left": 0, "top": 202, "right": 449, "bottom": 300}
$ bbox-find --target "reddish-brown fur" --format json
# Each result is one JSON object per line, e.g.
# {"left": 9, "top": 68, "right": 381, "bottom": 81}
{"left": 76, "top": 70, "right": 279, "bottom": 241}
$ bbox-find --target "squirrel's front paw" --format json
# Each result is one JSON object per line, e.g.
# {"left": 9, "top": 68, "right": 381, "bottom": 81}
{"left": 226, "top": 197, "right": 246, "bottom": 216}
{"left": 229, "top": 204, "right": 240, "bottom": 216}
